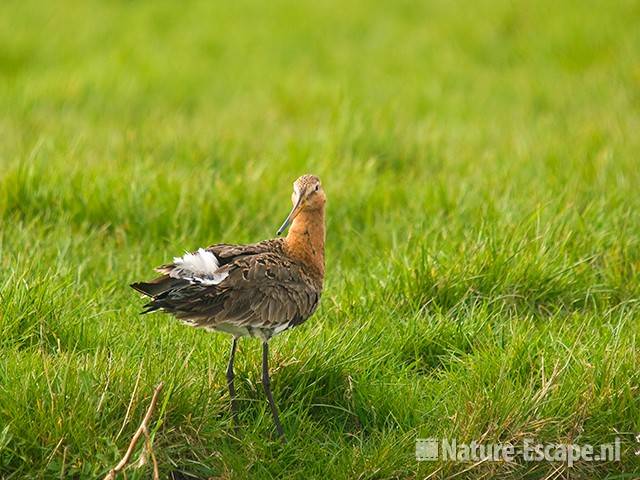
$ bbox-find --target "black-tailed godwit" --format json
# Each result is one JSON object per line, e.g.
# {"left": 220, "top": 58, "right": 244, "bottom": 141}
{"left": 131, "top": 174, "right": 326, "bottom": 441}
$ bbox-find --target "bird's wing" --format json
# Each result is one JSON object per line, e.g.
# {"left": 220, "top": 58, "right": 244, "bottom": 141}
{"left": 136, "top": 249, "right": 321, "bottom": 332}
{"left": 132, "top": 241, "right": 279, "bottom": 297}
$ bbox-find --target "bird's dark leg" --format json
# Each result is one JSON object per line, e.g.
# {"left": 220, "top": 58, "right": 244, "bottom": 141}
{"left": 262, "top": 341, "right": 285, "bottom": 441}
{"left": 226, "top": 336, "right": 239, "bottom": 430}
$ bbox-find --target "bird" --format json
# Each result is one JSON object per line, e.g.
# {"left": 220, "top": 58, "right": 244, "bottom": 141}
{"left": 130, "top": 174, "right": 326, "bottom": 441}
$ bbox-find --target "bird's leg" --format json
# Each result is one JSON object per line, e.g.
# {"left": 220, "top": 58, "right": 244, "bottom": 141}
{"left": 226, "top": 336, "right": 239, "bottom": 431}
{"left": 262, "top": 341, "right": 285, "bottom": 441}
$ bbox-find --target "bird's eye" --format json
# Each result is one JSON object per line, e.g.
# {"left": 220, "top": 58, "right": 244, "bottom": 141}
{"left": 314, "top": 184, "right": 320, "bottom": 192}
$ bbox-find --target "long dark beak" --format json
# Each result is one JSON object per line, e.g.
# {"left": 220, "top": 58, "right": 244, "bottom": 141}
{"left": 277, "top": 193, "right": 304, "bottom": 236}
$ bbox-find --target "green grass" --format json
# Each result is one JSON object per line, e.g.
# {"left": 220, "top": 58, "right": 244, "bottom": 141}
{"left": 1, "top": 0, "right": 640, "bottom": 478}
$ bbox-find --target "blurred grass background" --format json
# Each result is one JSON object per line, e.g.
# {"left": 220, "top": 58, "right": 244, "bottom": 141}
{"left": 1, "top": 0, "right": 639, "bottom": 478}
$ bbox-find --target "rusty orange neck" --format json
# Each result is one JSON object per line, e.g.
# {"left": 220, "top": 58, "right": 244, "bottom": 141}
{"left": 284, "top": 206, "right": 325, "bottom": 278}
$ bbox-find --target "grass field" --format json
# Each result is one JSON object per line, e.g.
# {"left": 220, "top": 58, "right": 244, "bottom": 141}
{"left": 1, "top": 0, "right": 640, "bottom": 478}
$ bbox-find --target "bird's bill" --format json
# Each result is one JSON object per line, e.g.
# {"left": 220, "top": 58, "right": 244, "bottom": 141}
{"left": 277, "top": 193, "right": 304, "bottom": 235}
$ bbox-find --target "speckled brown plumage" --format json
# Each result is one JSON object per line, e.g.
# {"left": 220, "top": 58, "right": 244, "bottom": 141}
{"left": 130, "top": 174, "right": 326, "bottom": 440}
{"left": 135, "top": 238, "right": 323, "bottom": 340}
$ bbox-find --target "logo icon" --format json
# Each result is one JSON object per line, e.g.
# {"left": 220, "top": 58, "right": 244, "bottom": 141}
{"left": 416, "top": 438, "right": 439, "bottom": 461}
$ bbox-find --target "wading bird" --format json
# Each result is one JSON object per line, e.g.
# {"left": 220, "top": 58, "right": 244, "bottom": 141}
{"left": 130, "top": 174, "right": 325, "bottom": 441}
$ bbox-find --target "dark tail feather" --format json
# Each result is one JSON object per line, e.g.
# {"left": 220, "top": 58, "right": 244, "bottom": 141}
{"left": 131, "top": 281, "right": 162, "bottom": 297}
{"left": 131, "top": 276, "right": 189, "bottom": 315}
{"left": 141, "top": 301, "right": 161, "bottom": 314}
{"left": 130, "top": 276, "right": 185, "bottom": 297}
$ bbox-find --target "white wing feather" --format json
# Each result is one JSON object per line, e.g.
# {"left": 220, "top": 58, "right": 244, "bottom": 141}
{"left": 170, "top": 248, "right": 229, "bottom": 285}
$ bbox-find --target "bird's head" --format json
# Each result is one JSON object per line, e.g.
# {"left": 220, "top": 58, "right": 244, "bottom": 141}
{"left": 277, "top": 174, "right": 325, "bottom": 235}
